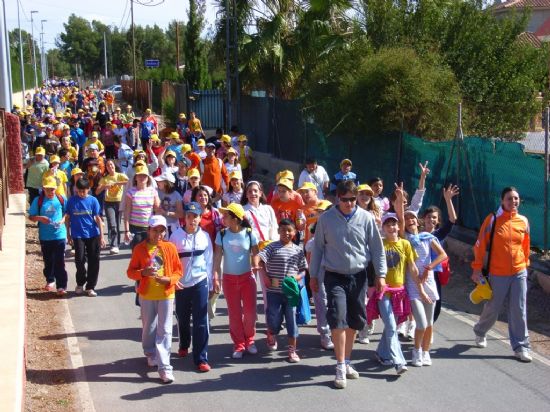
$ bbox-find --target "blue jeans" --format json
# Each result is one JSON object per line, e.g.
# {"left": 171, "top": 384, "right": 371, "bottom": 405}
{"left": 175, "top": 278, "right": 210, "bottom": 365}
{"left": 40, "top": 239, "right": 68, "bottom": 289}
{"left": 266, "top": 292, "right": 299, "bottom": 338}
{"left": 377, "top": 295, "right": 406, "bottom": 369}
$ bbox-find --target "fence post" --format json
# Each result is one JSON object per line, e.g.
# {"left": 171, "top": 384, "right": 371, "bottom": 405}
{"left": 544, "top": 106, "right": 549, "bottom": 253}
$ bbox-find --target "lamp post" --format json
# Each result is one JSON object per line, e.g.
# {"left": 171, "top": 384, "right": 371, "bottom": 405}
{"left": 17, "top": 0, "right": 25, "bottom": 104}
{"left": 30, "top": 10, "right": 38, "bottom": 89}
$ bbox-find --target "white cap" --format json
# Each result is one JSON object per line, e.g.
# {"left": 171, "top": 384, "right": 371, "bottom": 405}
{"left": 154, "top": 172, "right": 175, "bottom": 184}
{"left": 148, "top": 215, "right": 167, "bottom": 228}
{"left": 381, "top": 212, "right": 399, "bottom": 225}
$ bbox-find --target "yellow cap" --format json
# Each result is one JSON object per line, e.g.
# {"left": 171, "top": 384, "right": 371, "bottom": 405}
{"left": 227, "top": 148, "right": 237, "bottom": 155}
{"left": 469, "top": 281, "right": 493, "bottom": 304}
{"left": 182, "top": 144, "right": 192, "bottom": 154}
{"left": 277, "top": 178, "right": 293, "bottom": 191}
{"left": 238, "top": 134, "right": 248, "bottom": 142}
{"left": 91, "top": 131, "right": 99, "bottom": 138}
{"left": 164, "top": 150, "right": 177, "bottom": 158}
{"left": 315, "top": 200, "right": 333, "bottom": 211}
{"left": 42, "top": 176, "right": 58, "bottom": 189}
{"left": 179, "top": 113, "right": 186, "bottom": 119}
{"left": 35, "top": 147, "right": 46, "bottom": 156}
{"left": 71, "top": 167, "right": 83, "bottom": 176}
{"left": 134, "top": 160, "right": 146, "bottom": 167}
{"left": 145, "top": 108, "right": 152, "bottom": 113}
{"left": 169, "top": 131, "right": 179, "bottom": 140}
{"left": 63, "top": 124, "right": 70, "bottom": 130}
{"left": 357, "top": 184, "right": 374, "bottom": 196}
{"left": 135, "top": 164, "right": 149, "bottom": 176}
{"left": 134, "top": 150, "right": 146, "bottom": 158}
{"left": 340, "top": 158, "right": 352, "bottom": 167}
{"left": 49, "top": 155, "right": 61, "bottom": 164}
{"left": 220, "top": 134, "right": 232, "bottom": 144}
{"left": 187, "top": 168, "right": 200, "bottom": 178}
{"left": 150, "top": 134, "right": 161, "bottom": 142}
{"left": 46, "top": 107, "right": 54, "bottom": 114}
{"left": 298, "top": 182, "right": 317, "bottom": 192}
{"left": 197, "top": 139, "right": 205, "bottom": 147}
{"left": 229, "top": 170, "right": 242, "bottom": 180}
{"left": 276, "top": 170, "right": 294, "bottom": 181}
{"left": 219, "top": 203, "right": 246, "bottom": 220}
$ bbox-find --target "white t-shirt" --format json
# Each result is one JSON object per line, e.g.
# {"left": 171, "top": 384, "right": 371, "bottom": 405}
{"left": 159, "top": 190, "right": 183, "bottom": 230}
{"left": 405, "top": 233, "right": 440, "bottom": 301}
{"left": 169, "top": 227, "right": 213, "bottom": 288}
{"left": 298, "top": 165, "right": 330, "bottom": 199}
{"left": 244, "top": 203, "right": 279, "bottom": 242}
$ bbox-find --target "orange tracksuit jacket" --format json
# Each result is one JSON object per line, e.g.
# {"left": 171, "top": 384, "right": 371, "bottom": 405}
{"left": 471, "top": 209, "right": 530, "bottom": 276}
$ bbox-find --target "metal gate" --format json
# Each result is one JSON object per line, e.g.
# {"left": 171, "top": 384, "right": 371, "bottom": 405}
{"left": 188, "top": 89, "right": 225, "bottom": 130}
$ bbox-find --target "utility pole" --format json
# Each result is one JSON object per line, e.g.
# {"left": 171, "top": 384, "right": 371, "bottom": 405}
{"left": 17, "top": 0, "right": 25, "bottom": 104}
{"left": 40, "top": 19, "right": 47, "bottom": 84}
{"left": 0, "top": 0, "right": 12, "bottom": 109}
{"left": 103, "top": 31, "right": 108, "bottom": 80}
{"left": 30, "top": 10, "right": 38, "bottom": 89}
{"left": 130, "top": 0, "right": 137, "bottom": 106}
{"left": 175, "top": 21, "right": 180, "bottom": 70}
{"left": 2, "top": 0, "right": 13, "bottom": 101}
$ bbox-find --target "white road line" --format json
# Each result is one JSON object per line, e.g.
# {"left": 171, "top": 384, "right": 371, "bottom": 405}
{"left": 442, "top": 307, "right": 550, "bottom": 367}
{"left": 61, "top": 299, "right": 96, "bottom": 412}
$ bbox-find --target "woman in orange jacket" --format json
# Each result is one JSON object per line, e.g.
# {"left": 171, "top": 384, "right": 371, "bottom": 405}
{"left": 127, "top": 215, "right": 183, "bottom": 383}
{"left": 471, "top": 186, "right": 532, "bottom": 362}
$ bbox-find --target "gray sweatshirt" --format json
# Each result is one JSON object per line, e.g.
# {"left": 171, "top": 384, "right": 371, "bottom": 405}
{"left": 309, "top": 205, "right": 387, "bottom": 278}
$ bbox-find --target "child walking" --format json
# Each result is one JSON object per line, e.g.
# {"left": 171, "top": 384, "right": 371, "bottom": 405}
{"left": 259, "top": 219, "right": 308, "bottom": 363}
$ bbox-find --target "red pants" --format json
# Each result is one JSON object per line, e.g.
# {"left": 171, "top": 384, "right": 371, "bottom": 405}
{"left": 223, "top": 272, "right": 257, "bottom": 351}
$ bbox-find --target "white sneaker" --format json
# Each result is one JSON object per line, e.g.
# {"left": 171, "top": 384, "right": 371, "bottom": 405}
{"left": 357, "top": 336, "right": 370, "bottom": 344}
{"left": 75, "top": 285, "right": 84, "bottom": 295}
{"left": 345, "top": 364, "right": 359, "bottom": 379}
{"left": 110, "top": 246, "right": 119, "bottom": 254}
{"left": 159, "top": 370, "right": 174, "bottom": 384}
{"left": 357, "top": 327, "right": 370, "bottom": 344}
{"left": 247, "top": 344, "right": 258, "bottom": 355}
{"left": 397, "top": 321, "right": 407, "bottom": 338}
{"left": 367, "top": 320, "right": 376, "bottom": 335}
{"left": 406, "top": 321, "right": 416, "bottom": 341}
{"left": 320, "top": 334, "right": 334, "bottom": 350}
{"left": 411, "top": 348, "right": 423, "bottom": 367}
{"left": 396, "top": 364, "right": 408, "bottom": 375}
{"left": 86, "top": 289, "right": 97, "bottom": 297}
{"left": 232, "top": 350, "right": 244, "bottom": 359}
{"left": 334, "top": 366, "right": 347, "bottom": 389}
{"left": 515, "top": 351, "right": 533, "bottom": 363}
{"left": 422, "top": 350, "right": 432, "bottom": 366}
{"left": 475, "top": 335, "right": 487, "bottom": 348}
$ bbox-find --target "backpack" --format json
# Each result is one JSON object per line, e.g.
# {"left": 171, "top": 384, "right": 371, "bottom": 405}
{"left": 438, "top": 258, "right": 451, "bottom": 286}
{"left": 37, "top": 192, "right": 65, "bottom": 214}
{"left": 219, "top": 227, "right": 253, "bottom": 251}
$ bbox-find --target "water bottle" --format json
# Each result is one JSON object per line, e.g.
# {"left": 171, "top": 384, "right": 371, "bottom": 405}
{"left": 123, "top": 232, "right": 135, "bottom": 246}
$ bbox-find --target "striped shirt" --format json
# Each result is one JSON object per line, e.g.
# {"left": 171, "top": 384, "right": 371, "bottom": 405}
{"left": 259, "top": 241, "right": 307, "bottom": 293}
{"left": 126, "top": 186, "right": 158, "bottom": 227}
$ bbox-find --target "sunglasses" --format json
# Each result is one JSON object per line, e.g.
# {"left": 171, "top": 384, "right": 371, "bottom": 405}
{"left": 339, "top": 197, "right": 357, "bottom": 203}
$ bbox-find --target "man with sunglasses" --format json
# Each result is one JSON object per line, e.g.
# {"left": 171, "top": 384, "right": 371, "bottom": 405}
{"left": 310, "top": 180, "right": 386, "bottom": 389}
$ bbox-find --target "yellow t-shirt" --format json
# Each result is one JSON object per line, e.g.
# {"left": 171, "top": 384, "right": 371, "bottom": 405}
{"left": 238, "top": 145, "right": 252, "bottom": 169}
{"left": 141, "top": 244, "right": 175, "bottom": 300}
{"left": 100, "top": 172, "right": 129, "bottom": 202}
{"left": 383, "top": 238, "right": 418, "bottom": 287}
{"left": 84, "top": 139, "right": 105, "bottom": 152}
{"left": 64, "top": 146, "right": 78, "bottom": 162}
{"left": 42, "top": 168, "right": 68, "bottom": 198}
{"left": 189, "top": 118, "right": 202, "bottom": 132}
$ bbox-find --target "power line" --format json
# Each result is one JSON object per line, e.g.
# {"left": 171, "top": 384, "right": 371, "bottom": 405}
{"left": 119, "top": 0, "right": 129, "bottom": 28}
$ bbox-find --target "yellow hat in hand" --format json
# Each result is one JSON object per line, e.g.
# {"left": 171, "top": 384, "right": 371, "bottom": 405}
{"left": 469, "top": 279, "right": 493, "bottom": 304}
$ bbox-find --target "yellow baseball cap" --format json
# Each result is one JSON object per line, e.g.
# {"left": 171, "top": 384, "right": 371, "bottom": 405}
{"left": 219, "top": 203, "right": 246, "bottom": 220}
{"left": 150, "top": 134, "right": 161, "bottom": 142}
{"left": 220, "top": 134, "right": 232, "bottom": 144}
{"left": 298, "top": 182, "right": 317, "bottom": 192}
{"left": 277, "top": 178, "right": 293, "bottom": 191}
{"left": 315, "top": 199, "right": 333, "bottom": 211}
{"left": 197, "top": 139, "right": 205, "bottom": 147}
{"left": 49, "top": 155, "right": 61, "bottom": 164}
{"left": 164, "top": 150, "right": 177, "bottom": 158}
{"left": 35, "top": 147, "right": 46, "bottom": 156}
{"left": 134, "top": 160, "right": 146, "bottom": 167}
{"left": 340, "top": 158, "right": 352, "bottom": 167}
{"left": 227, "top": 148, "right": 237, "bottom": 155}
{"left": 229, "top": 170, "right": 242, "bottom": 180}
{"left": 182, "top": 144, "right": 192, "bottom": 154}
{"left": 179, "top": 113, "right": 186, "bottom": 119}
{"left": 357, "top": 184, "right": 374, "bottom": 196}
{"left": 91, "top": 131, "right": 99, "bottom": 138}
{"left": 187, "top": 168, "right": 200, "bottom": 178}
{"left": 276, "top": 170, "right": 294, "bottom": 181}
{"left": 135, "top": 164, "right": 149, "bottom": 176}
{"left": 134, "top": 150, "right": 146, "bottom": 158}
{"left": 71, "top": 167, "right": 83, "bottom": 176}
{"left": 169, "top": 131, "right": 179, "bottom": 140}
{"left": 238, "top": 134, "right": 248, "bottom": 142}
{"left": 42, "top": 176, "right": 58, "bottom": 189}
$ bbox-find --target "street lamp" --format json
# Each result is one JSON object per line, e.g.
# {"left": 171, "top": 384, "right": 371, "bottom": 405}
{"left": 30, "top": 10, "right": 38, "bottom": 88}
{"left": 40, "top": 19, "right": 47, "bottom": 83}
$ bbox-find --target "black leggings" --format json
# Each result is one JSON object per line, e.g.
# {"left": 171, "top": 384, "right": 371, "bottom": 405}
{"left": 433, "top": 271, "right": 442, "bottom": 323}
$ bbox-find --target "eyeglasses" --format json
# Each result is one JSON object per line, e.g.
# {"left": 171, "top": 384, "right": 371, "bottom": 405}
{"left": 339, "top": 197, "right": 357, "bottom": 203}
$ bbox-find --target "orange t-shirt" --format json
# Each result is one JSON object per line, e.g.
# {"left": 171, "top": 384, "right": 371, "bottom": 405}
{"left": 302, "top": 202, "right": 322, "bottom": 245}
{"left": 270, "top": 195, "right": 304, "bottom": 224}
{"left": 186, "top": 152, "right": 201, "bottom": 170}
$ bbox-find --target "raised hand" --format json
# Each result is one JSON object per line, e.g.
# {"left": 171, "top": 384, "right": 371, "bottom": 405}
{"left": 419, "top": 161, "right": 430, "bottom": 177}
{"left": 443, "top": 184, "right": 459, "bottom": 200}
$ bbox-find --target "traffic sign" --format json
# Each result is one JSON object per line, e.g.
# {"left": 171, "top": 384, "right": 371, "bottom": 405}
{"left": 145, "top": 59, "right": 160, "bottom": 68}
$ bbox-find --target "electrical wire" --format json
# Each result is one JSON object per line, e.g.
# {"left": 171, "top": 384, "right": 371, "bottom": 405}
{"left": 119, "top": 0, "right": 129, "bottom": 28}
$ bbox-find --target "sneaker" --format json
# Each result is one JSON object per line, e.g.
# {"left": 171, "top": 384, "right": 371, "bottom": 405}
{"left": 266, "top": 332, "right": 278, "bottom": 351}
{"left": 375, "top": 353, "right": 393, "bottom": 366}
{"left": 357, "top": 335, "right": 370, "bottom": 345}
{"left": 159, "top": 370, "right": 174, "bottom": 384}
{"left": 396, "top": 364, "right": 408, "bottom": 375}
{"left": 367, "top": 320, "right": 376, "bottom": 335}
{"left": 422, "top": 350, "right": 432, "bottom": 366}
{"left": 406, "top": 321, "right": 416, "bottom": 341}
{"left": 86, "top": 289, "right": 97, "bottom": 297}
{"left": 197, "top": 362, "right": 211, "bottom": 372}
{"left": 178, "top": 348, "right": 189, "bottom": 358}
{"left": 345, "top": 364, "right": 359, "bottom": 379}
{"left": 75, "top": 285, "right": 84, "bottom": 295}
{"left": 320, "top": 334, "right": 334, "bottom": 350}
{"left": 110, "top": 246, "right": 119, "bottom": 255}
{"left": 44, "top": 282, "right": 56, "bottom": 292}
{"left": 475, "top": 335, "right": 487, "bottom": 348}
{"left": 397, "top": 321, "right": 407, "bottom": 338}
{"left": 288, "top": 346, "right": 300, "bottom": 363}
{"left": 334, "top": 365, "right": 347, "bottom": 389}
{"left": 232, "top": 350, "right": 244, "bottom": 359}
{"left": 146, "top": 356, "right": 157, "bottom": 367}
{"left": 247, "top": 344, "right": 258, "bottom": 355}
{"left": 515, "top": 351, "right": 533, "bottom": 363}
{"left": 411, "top": 348, "right": 423, "bottom": 367}
{"left": 56, "top": 288, "right": 67, "bottom": 296}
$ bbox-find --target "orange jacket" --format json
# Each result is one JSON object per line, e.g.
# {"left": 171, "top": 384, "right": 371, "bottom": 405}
{"left": 127, "top": 239, "right": 183, "bottom": 297}
{"left": 471, "top": 209, "right": 530, "bottom": 276}
{"left": 200, "top": 155, "right": 229, "bottom": 194}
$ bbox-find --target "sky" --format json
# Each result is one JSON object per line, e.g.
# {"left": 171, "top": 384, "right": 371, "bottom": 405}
{"left": 5, "top": 0, "right": 219, "bottom": 51}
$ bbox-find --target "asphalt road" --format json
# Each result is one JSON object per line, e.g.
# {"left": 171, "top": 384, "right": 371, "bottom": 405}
{"left": 64, "top": 245, "right": 550, "bottom": 412}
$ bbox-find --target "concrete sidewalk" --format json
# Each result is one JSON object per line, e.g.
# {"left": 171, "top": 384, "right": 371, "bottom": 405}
{"left": 0, "top": 193, "right": 28, "bottom": 412}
